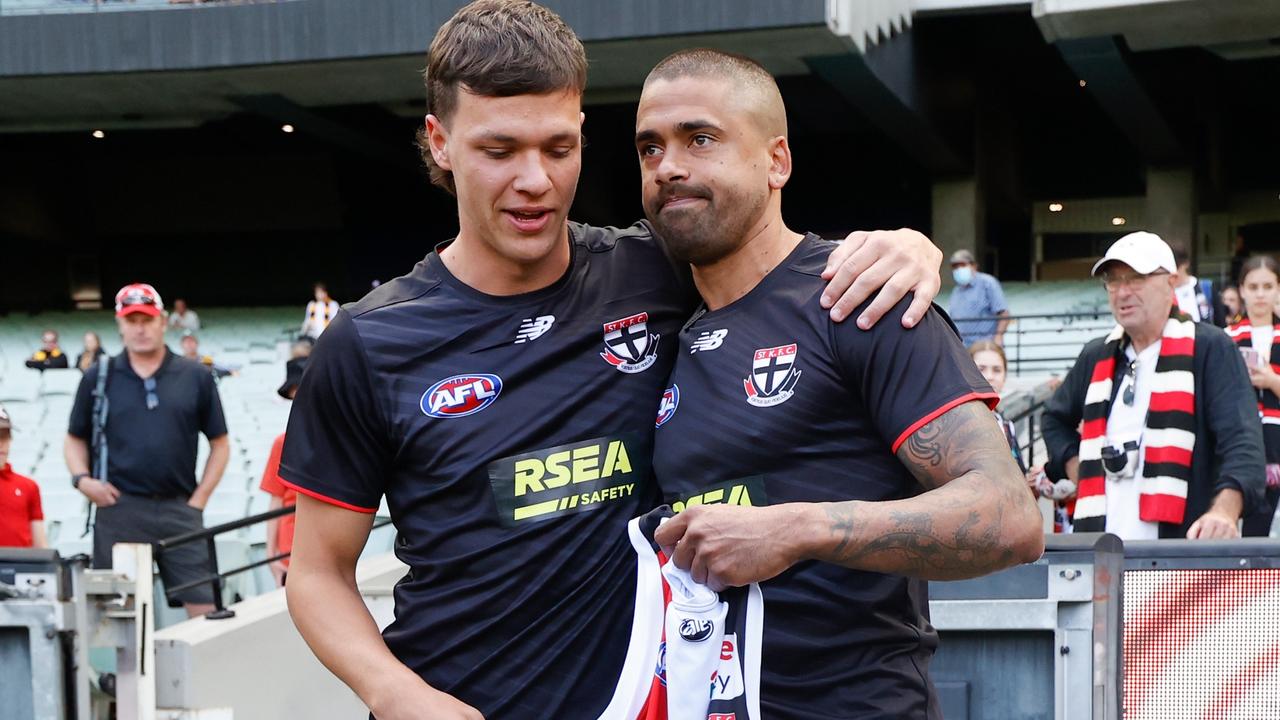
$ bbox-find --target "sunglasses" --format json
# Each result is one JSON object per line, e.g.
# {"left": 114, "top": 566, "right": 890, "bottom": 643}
{"left": 144, "top": 377, "right": 159, "bottom": 411}
{"left": 119, "top": 292, "right": 158, "bottom": 308}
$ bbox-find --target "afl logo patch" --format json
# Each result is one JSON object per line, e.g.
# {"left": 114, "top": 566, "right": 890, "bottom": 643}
{"left": 655, "top": 385, "right": 679, "bottom": 428}
{"left": 679, "top": 618, "right": 715, "bottom": 643}
{"left": 421, "top": 374, "right": 502, "bottom": 418}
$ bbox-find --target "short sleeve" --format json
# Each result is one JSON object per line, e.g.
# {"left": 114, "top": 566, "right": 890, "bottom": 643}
{"left": 986, "top": 276, "right": 1008, "bottom": 314}
{"left": 199, "top": 372, "right": 228, "bottom": 439}
{"left": 833, "top": 295, "right": 997, "bottom": 453}
{"left": 27, "top": 481, "right": 43, "bottom": 521}
{"left": 259, "top": 434, "right": 287, "bottom": 497}
{"left": 67, "top": 366, "right": 98, "bottom": 439}
{"left": 279, "top": 310, "right": 391, "bottom": 513}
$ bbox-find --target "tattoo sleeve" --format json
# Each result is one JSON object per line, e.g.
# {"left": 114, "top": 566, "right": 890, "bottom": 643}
{"left": 814, "top": 401, "right": 1042, "bottom": 580}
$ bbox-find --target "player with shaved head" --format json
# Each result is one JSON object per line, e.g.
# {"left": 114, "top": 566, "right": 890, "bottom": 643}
{"left": 281, "top": 3, "right": 949, "bottom": 718}
{"left": 642, "top": 49, "right": 1045, "bottom": 717}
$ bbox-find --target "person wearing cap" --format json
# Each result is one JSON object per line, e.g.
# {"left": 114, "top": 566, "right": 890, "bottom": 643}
{"left": 25, "top": 329, "right": 70, "bottom": 372}
{"left": 0, "top": 406, "right": 46, "bottom": 548}
{"left": 63, "top": 283, "right": 231, "bottom": 617}
{"left": 258, "top": 357, "right": 308, "bottom": 587}
{"left": 1041, "top": 232, "right": 1264, "bottom": 540}
{"left": 948, "top": 249, "right": 1009, "bottom": 347}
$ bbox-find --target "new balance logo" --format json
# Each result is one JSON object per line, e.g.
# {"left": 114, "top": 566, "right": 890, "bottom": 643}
{"left": 515, "top": 315, "right": 556, "bottom": 344}
{"left": 690, "top": 329, "right": 728, "bottom": 353}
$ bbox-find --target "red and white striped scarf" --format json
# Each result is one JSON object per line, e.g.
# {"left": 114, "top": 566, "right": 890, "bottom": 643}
{"left": 1074, "top": 304, "right": 1196, "bottom": 531}
{"left": 1225, "top": 315, "right": 1280, "bottom": 463}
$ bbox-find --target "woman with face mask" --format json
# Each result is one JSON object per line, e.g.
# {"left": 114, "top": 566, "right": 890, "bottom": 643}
{"left": 1226, "top": 255, "right": 1280, "bottom": 536}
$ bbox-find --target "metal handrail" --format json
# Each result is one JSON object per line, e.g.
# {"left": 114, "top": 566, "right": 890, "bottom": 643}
{"left": 155, "top": 503, "right": 391, "bottom": 619}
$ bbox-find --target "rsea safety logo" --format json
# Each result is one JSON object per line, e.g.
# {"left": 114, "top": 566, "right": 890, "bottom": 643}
{"left": 487, "top": 432, "right": 651, "bottom": 526}
{"left": 669, "top": 477, "right": 767, "bottom": 514}
{"left": 421, "top": 374, "right": 502, "bottom": 418}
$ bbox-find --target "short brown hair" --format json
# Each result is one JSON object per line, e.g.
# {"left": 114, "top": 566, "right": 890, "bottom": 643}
{"left": 968, "top": 340, "right": 1007, "bottom": 368}
{"left": 415, "top": 0, "right": 588, "bottom": 195}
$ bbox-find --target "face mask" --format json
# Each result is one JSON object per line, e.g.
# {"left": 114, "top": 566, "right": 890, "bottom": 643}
{"left": 953, "top": 267, "right": 973, "bottom": 285}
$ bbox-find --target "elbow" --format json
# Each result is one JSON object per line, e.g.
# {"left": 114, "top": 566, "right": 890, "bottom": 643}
{"left": 1015, "top": 524, "right": 1046, "bottom": 565}
{"left": 1011, "top": 498, "right": 1046, "bottom": 565}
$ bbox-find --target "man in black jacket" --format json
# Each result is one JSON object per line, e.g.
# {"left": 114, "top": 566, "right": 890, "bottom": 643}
{"left": 1042, "top": 232, "right": 1264, "bottom": 540}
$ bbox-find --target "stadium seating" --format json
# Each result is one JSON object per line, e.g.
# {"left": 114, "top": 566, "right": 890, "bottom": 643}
{"left": 0, "top": 306, "right": 394, "bottom": 623}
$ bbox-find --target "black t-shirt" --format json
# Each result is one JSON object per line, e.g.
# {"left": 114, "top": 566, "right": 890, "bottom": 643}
{"left": 69, "top": 349, "right": 228, "bottom": 497}
{"left": 653, "top": 234, "right": 994, "bottom": 720}
{"left": 279, "top": 222, "right": 697, "bottom": 718}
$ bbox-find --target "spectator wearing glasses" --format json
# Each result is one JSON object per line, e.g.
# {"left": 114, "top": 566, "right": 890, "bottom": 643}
{"left": 1041, "top": 232, "right": 1264, "bottom": 540}
{"left": 25, "top": 329, "right": 69, "bottom": 371}
{"left": 63, "top": 283, "right": 231, "bottom": 617}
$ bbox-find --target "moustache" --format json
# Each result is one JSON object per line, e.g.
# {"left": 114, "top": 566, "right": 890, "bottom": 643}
{"left": 652, "top": 183, "right": 712, "bottom": 210}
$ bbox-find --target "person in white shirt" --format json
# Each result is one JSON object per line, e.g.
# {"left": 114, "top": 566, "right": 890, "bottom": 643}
{"left": 1042, "top": 231, "right": 1264, "bottom": 540}
{"left": 166, "top": 298, "right": 201, "bottom": 332}
{"left": 300, "top": 283, "right": 340, "bottom": 339}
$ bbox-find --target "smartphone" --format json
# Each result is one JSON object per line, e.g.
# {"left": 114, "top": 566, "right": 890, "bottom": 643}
{"left": 1240, "top": 347, "right": 1263, "bottom": 369}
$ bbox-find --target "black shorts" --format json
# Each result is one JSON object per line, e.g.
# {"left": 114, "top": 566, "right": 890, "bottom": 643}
{"left": 92, "top": 494, "right": 216, "bottom": 606}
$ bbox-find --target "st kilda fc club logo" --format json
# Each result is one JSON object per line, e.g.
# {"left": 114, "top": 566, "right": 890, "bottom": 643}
{"left": 600, "top": 311, "right": 660, "bottom": 374}
{"left": 743, "top": 343, "right": 801, "bottom": 407}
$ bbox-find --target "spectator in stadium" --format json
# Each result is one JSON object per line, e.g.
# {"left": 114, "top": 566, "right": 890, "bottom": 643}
{"left": 64, "top": 283, "right": 231, "bottom": 618}
{"left": 25, "top": 329, "right": 69, "bottom": 371}
{"left": 0, "top": 405, "right": 46, "bottom": 548}
{"left": 1217, "top": 285, "right": 1243, "bottom": 328}
{"left": 1172, "top": 245, "right": 1213, "bottom": 323}
{"left": 289, "top": 336, "right": 314, "bottom": 360}
{"left": 970, "top": 341, "right": 1073, "bottom": 529}
{"left": 179, "top": 332, "right": 235, "bottom": 379}
{"left": 76, "top": 331, "right": 106, "bottom": 373}
{"left": 280, "top": 3, "right": 945, "bottom": 718}
{"left": 1226, "top": 255, "right": 1280, "bottom": 537}
{"left": 300, "top": 283, "right": 340, "bottom": 339}
{"left": 1041, "top": 232, "right": 1264, "bottom": 540}
{"left": 259, "top": 357, "right": 307, "bottom": 587}
{"left": 969, "top": 341, "right": 1026, "bottom": 472}
{"left": 166, "top": 298, "right": 201, "bottom": 333}
{"left": 949, "top": 248, "right": 1009, "bottom": 346}
{"left": 639, "top": 49, "right": 1043, "bottom": 717}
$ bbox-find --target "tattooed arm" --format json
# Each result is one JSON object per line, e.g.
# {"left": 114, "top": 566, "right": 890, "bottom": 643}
{"left": 812, "top": 401, "right": 1045, "bottom": 579}
{"left": 655, "top": 401, "right": 1044, "bottom": 589}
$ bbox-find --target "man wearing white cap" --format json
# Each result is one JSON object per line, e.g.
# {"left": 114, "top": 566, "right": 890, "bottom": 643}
{"left": 1041, "top": 232, "right": 1264, "bottom": 540}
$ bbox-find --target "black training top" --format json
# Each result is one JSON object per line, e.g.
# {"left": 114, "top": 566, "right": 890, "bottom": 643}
{"left": 69, "top": 349, "right": 228, "bottom": 497}
{"left": 279, "top": 222, "right": 697, "bottom": 718}
{"left": 653, "top": 234, "right": 994, "bottom": 720}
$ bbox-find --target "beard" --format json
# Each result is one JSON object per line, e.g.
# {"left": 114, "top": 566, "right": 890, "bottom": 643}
{"left": 646, "top": 181, "right": 768, "bottom": 266}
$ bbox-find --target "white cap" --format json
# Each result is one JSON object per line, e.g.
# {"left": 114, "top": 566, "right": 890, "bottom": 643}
{"left": 1091, "top": 231, "right": 1177, "bottom": 277}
